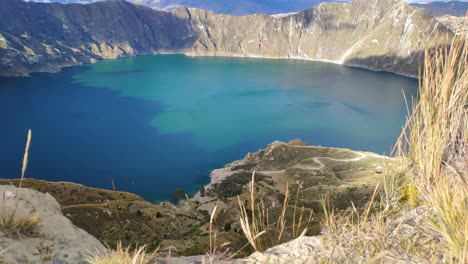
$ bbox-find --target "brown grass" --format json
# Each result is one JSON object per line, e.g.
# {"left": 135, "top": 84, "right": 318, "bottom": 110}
{"left": 319, "top": 34, "right": 467, "bottom": 263}
{"left": 393, "top": 33, "right": 467, "bottom": 262}
{"left": 0, "top": 203, "right": 40, "bottom": 237}
{"left": 87, "top": 242, "right": 157, "bottom": 264}
{"left": 237, "top": 171, "right": 312, "bottom": 252}
{"left": 203, "top": 205, "right": 231, "bottom": 263}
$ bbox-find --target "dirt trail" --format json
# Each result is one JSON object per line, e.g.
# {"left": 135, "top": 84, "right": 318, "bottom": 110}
{"left": 262, "top": 142, "right": 392, "bottom": 173}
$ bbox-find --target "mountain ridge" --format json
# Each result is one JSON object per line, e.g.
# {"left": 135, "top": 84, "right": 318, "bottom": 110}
{"left": 22, "top": 0, "right": 347, "bottom": 15}
{"left": 0, "top": 0, "right": 453, "bottom": 77}
{"left": 412, "top": 1, "right": 468, "bottom": 17}
{"left": 24, "top": 0, "right": 468, "bottom": 17}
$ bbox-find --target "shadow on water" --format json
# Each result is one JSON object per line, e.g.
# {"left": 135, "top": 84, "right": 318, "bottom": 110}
{"left": 0, "top": 66, "right": 228, "bottom": 202}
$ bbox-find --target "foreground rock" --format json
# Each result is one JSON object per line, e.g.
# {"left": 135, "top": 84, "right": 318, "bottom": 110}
{"left": 0, "top": 0, "right": 453, "bottom": 77}
{"left": 0, "top": 185, "right": 106, "bottom": 263}
{"left": 0, "top": 179, "right": 212, "bottom": 257}
{"left": 235, "top": 236, "right": 322, "bottom": 263}
{"left": 158, "top": 236, "right": 322, "bottom": 263}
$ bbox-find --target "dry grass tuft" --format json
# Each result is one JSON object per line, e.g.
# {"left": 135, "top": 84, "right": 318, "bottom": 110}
{"left": 237, "top": 171, "right": 312, "bottom": 252}
{"left": 394, "top": 33, "right": 467, "bottom": 262}
{"left": 0, "top": 202, "right": 40, "bottom": 237}
{"left": 0, "top": 129, "right": 40, "bottom": 238}
{"left": 427, "top": 177, "right": 467, "bottom": 260}
{"left": 87, "top": 242, "right": 156, "bottom": 264}
{"left": 319, "top": 34, "right": 467, "bottom": 263}
{"left": 203, "top": 205, "right": 231, "bottom": 263}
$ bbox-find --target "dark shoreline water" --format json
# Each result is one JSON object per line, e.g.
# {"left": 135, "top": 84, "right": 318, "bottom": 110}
{"left": 0, "top": 55, "right": 418, "bottom": 202}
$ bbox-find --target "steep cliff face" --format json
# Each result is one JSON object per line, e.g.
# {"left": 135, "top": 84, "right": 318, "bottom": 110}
{"left": 0, "top": 0, "right": 452, "bottom": 77}
{"left": 0, "top": 0, "right": 195, "bottom": 76}
{"left": 20, "top": 0, "right": 346, "bottom": 16}
{"left": 436, "top": 15, "right": 468, "bottom": 35}
{"left": 137, "top": 0, "right": 331, "bottom": 15}
{"left": 412, "top": 1, "right": 468, "bottom": 17}
{"left": 25, "top": 0, "right": 468, "bottom": 17}
{"left": 183, "top": 0, "right": 451, "bottom": 76}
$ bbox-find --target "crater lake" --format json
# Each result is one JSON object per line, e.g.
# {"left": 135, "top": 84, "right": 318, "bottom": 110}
{"left": 0, "top": 55, "right": 417, "bottom": 202}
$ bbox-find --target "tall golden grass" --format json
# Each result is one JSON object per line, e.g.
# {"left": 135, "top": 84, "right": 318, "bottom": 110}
{"left": 0, "top": 129, "right": 39, "bottom": 238}
{"left": 393, "top": 33, "right": 467, "bottom": 262}
{"left": 204, "top": 205, "right": 231, "bottom": 263}
{"left": 237, "top": 171, "right": 312, "bottom": 252}
{"left": 318, "top": 34, "right": 467, "bottom": 262}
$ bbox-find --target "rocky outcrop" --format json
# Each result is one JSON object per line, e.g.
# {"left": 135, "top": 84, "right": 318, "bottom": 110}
{"left": 0, "top": 0, "right": 195, "bottom": 76}
{"left": 183, "top": 0, "right": 452, "bottom": 77}
{"left": 0, "top": 0, "right": 453, "bottom": 77}
{"left": 27, "top": 0, "right": 468, "bottom": 17}
{"left": 412, "top": 1, "right": 468, "bottom": 17}
{"left": 0, "top": 185, "right": 106, "bottom": 263}
{"left": 197, "top": 140, "right": 392, "bottom": 213}
{"left": 436, "top": 15, "right": 468, "bottom": 35}
{"left": 131, "top": 0, "right": 328, "bottom": 15}
{"left": 235, "top": 236, "right": 322, "bottom": 263}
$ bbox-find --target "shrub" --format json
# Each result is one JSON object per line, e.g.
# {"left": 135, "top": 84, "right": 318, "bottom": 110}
{"left": 171, "top": 189, "right": 186, "bottom": 205}
{"left": 213, "top": 172, "right": 265, "bottom": 199}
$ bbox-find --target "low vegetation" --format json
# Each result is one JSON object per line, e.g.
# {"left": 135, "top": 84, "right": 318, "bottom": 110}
{"left": 210, "top": 172, "right": 265, "bottom": 200}
{"left": 0, "top": 207, "right": 40, "bottom": 238}
{"left": 87, "top": 243, "right": 156, "bottom": 264}
{"left": 171, "top": 189, "right": 186, "bottom": 205}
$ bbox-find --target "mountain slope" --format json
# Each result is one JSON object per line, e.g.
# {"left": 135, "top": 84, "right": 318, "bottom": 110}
{"left": 0, "top": 0, "right": 453, "bottom": 77}
{"left": 128, "top": 0, "right": 335, "bottom": 15}
{"left": 24, "top": 0, "right": 349, "bottom": 15}
{"left": 26, "top": 1, "right": 468, "bottom": 17}
{"left": 0, "top": 0, "right": 196, "bottom": 76}
{"left": 436, "top": 15, "right": 468, "bottom": 34}
{"left": 183, "top": 0, "right": 452, "bottom": 76}
{"left": 412, "top": 1, "right": 468, "bottom": 17}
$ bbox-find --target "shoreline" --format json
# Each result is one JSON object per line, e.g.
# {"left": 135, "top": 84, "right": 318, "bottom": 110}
{"left": 0, "top": 50, "right": 418, "bottom": 79}
{"left": 184, "top": 52, "right": 419, "bottom": 79}
{"left": 191, "top": 140, "right": 393, "bottom": 204}
{"left": 0, "top": 141, "right": 393, "bottom": 206}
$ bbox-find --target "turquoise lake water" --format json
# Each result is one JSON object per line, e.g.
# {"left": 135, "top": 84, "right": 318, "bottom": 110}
{"left": 0, "top": 55, "right": 418, "bottom": 202}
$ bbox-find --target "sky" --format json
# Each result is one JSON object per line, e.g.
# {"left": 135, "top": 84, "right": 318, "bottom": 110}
{"left": 23, "top": 0, "right": 468, "bottom": 3}
{"left": 405, "top": 0, "right": 468, "bottom": 3}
